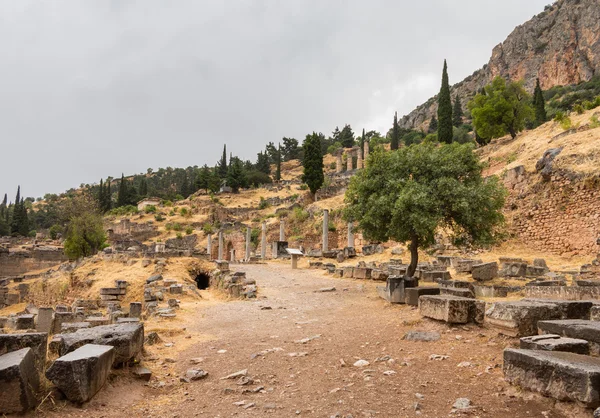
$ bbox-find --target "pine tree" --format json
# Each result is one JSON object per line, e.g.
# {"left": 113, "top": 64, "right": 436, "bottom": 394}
{"left": 255, "top": 151, "right": 271, "bottom": 174}
{"left": 391, "top": 112, "right": 400, "bottom": 150}
{"left": 195, "top": 165, "right": 211, "bottom": 192}
{"left": 428, "top": 116, "right": 438, "bottom": 134}
{"left": 533, "top": 78, "right": 547, "bottom": 126}
{"left": 179, "top": 173, "right": 190, "bottom": 198}
{"left": 340, "top": 124, "right": 355, "bottom": 148}
{"left": 0, "top": 193, "right": 7, "bottom": 220}
{"left": 452, "top": 94, "right": 463, "bottom": 127}
{"left": 117, "top": 174, "right": 128, "bottom": 207}
{"left": 437, "top": 60, "right": 453, "bottom": 144}
{"left": 302, "top": 133, "right": 325, "bottom": 196}
{"left": 218, "top": 145, "right": 228, "bottom": 178}
{"left": 227, "top": 157, "right": 247, "bottom": 193}
{"left": 275, "top": 144, "right": 282, "bottom": 181}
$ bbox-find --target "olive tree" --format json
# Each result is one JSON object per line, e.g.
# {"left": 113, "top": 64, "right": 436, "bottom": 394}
{"left": 344, "top": 142, "right": 506, "bottom": 277}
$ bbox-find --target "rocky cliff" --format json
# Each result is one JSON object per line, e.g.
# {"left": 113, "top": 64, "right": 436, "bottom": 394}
{"left": 400, "top": 0, "right": 600, "bottom": 130}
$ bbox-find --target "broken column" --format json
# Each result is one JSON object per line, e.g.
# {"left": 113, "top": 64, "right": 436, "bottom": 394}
{"left": 347, "top": 151, "right": 353, "bottom": 171}
{"left": 245, "top": 227, "right": 251, "bottom": 261}
{"left": 261, "top": 222, "right": 267, "bottom": 260}
{"left": 207, "top": 233, "right": 212, "bottom": 260}
{"left": 322, "top": 209, "right": 329, "bottom": 252}
{"left": 347, "top": 222, "right": 354, "bottom": 248}
{"left": 364, "top": 140, "right": 370, "bottom": 165}
{"left": 218, "top": 231, "right": 224, "bottom": 260}
{"left": 357, "top": 147, "right": 363, "bottom": 170}
{"left": 279, "top": 219, "right": 285, "bottom": 241}
{"left": 46, "top": 344, "right": 115, "bottom": 403}
{"left": 0, "top": 348, "right": 40, "bottom": 414}
{"left": 129, "top": 302, "right": 142, "bottom": 319}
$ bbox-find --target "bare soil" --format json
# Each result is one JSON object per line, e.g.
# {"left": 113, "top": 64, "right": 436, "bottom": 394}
{"left": 36, "top": 262, "right": 588, "bottom": 418}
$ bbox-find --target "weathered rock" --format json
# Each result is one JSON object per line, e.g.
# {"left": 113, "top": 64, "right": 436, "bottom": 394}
{"left": 53, "top": 311, "right": 76, "bottom": 334}
{"left": 440, "top": 287, "right": 474, "bottom": 299}
{"left": 591, "top": 306, "right": 600, "bottom": 321}
{"left": 471, "top": 262, "right": 498, "bottom": 282}
{"left": 16, "top": 314, "right": 35, "bottom": 330}
{"left": 129, "top": 302, "right": 142, "bottom": 319}
{"left": 420, "top": 270, "right": 451, "bottom": 282}
{"left": 146, "top": 274, "right": 163, "bottom": 284}
{"left": 536, "top": 148, "right": 563, "bottom": 180}
{"left": 419, "top": 295, "right": 481, "bottom": 324}
{"left": 377, "top": 277, "right": 417, "bottom": 304}
{"left": 353, "top": 267, "right": 372, "bottom": 280}
{"left": 524, "top": 299, "right": 594, "bottom": 320}
{"left": 504, "top": 348, "right": 600, "bottom": 407}
{"left": 370, "top": 269, "right": 389, "bottom": 281}
{"left": 500, "top": 261, "right": 527, "bottom": 277}
{"left": 36, "top": 307, "right": 54, "bottom": 333}
{"left": 537, "top": 320, "right": 600, "bottom": 356}
{"left": 402, "top": 331, "right": 440, "bottom": 342}
{"left": 46, "top": 344, "right": 115, "bottom": 403}
{"left": 404, "top": 287, "right": 441, "bottom": 306}
{"left": 454, "top": 259, "right": 482, "bottom": 273}
{"left": 61, "top": 322, "right": 91, "bottom": 333}
{"left": 520, "top": 334, "right": 590, "bottom": 355}
{"left": 56, "top": 323, "right": 143, "bottom": 364}
{"left": 0, "top": 332, "right": 48, "bottom": 373}
{"left": 342, "top": 267, "right": 354, "bottom": 278}
{"left": 132, "top": 366, "right": 152, "bottom": 381}
{"left": 0, "top": 348, "right": 40, "bottom": 414}
{"left": 484, "top": 300, "right": 562, "bottom": 337}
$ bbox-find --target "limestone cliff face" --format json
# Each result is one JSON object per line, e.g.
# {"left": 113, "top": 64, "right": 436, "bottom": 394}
{"left": 400, "top": 0, "right": 600, "bottom": 130}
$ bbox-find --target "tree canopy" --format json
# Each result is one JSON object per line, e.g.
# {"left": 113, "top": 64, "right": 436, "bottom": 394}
{"left": 468, "top": 76, "right": 534, "bottom": 140}
{"left": 302, "top": 132, "right": 325, "bottom": 196}
{"left": 437, "top": 60, "right": 453, "bottom": 144}
{"left": 344, "top": 142, "right": 506, "bottom": 276}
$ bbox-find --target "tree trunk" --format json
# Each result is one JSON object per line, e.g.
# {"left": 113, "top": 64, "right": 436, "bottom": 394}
{"left": 406, "top": 233, "right": 419, "bottom": 278}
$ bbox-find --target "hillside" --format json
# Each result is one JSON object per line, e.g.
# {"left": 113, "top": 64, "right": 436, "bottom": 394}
{"left": 400, "top": 0, "right": 600, "bottom": 130}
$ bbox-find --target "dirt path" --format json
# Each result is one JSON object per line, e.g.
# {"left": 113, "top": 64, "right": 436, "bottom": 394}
{"left": 42, "top": 262, "right": 581, "bottom": 418}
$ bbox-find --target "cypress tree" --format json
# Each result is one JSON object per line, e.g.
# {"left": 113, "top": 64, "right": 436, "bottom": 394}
{"left": 391, "top": 112, "right": 400, "bottom": 150}
{"left": 18, "top": 198, "right": 29, "bottom": 237}
{"left": 437, "top": 60, "right": 453, "bottom": 144}
{"left": 452, "top": 94, "right": 463, "bottom": 127}
{"left": 533, "top": 78, "right": 547, "bottom": 126}
{"left": 302, "top": 132, "right": 325, "bottom": 196}
{"left": 0, "top": 193, "right": 6, "bottom": 220}
{"left": 10, "top": 186, "right": 22, "bottom": 235}
{"left": 360, "top": 128, "right": 365, "bottom": 152}
{"left": 138, "top": 178, "right": 148, "bottom": 198}
{"left": 98, "top": 179, "right": 105, "bottom": 210}
{"left": 218, "top": 145, "right": 228, "bottom": 178}
{"left": 275, "top": 144, "right": 282, "bottom": 181}
{"left": 226, "top": 157, "right": 247, "bottom": 193}
{"left": 117, "top": 174, "right": 128, "bottom": 207}
{"left": 428, "top": 116, "right": 438, "bottom": 134}
{"left": 105, "top": 180, "right": 112, "bottom": 211}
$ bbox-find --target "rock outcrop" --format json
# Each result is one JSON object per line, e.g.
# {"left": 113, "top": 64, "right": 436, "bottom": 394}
{"left": 400, "top": 0, "right": 600, "bottom": 130}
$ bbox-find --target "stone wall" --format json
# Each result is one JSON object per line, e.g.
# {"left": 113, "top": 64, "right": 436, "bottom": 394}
{"left": 0, "top": 246, "right": 67, "bottom": 278}
{"left": 107, "top": 219, "right": 158, "bottom": 242}
{"left": 506, "top": 170, "right": 600, "bottom": 256}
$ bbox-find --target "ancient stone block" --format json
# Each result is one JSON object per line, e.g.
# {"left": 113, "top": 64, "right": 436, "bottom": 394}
{"left": 500, "top": 261, "right": 527, "bottom": 277}
{"left": 420, "top": 270, "right": 451, "bottom": 282}
{"left": 342, "top": 267, "right": 354, "bottom": 278}
{"left": 16, "top": 314, "right": 35, "bottom": 330}
{"left": 86, "top": 317, "right": 111, "bottom": 327}
{"left": 377, "top": 277, "right": 415, "bottom": 304}
{"left": 504, "top": 348, "right": 600, "bottom": 407}
{"left": 353, "top": 267, "right": 372, "bottom": 280}
{"left": 129, "top": 302, "right": 142, "bottom": 319}
{"left": 440, "top": 287, "right": 474, "bottom": 299}
{"left": 0, "top": 332, "right": 48, "bottom": 373}
{"left": 146, "top": 274, "right": 163, "bottom": 284}
{"left": 520, "top": 334, "right": 590, "bottom": 355}
{"left": 0, "top": 348, "right": 40, "bottom": 414}
{"left": 46, "top": 344, "right": 115, "bottom": 403}
{"left": 56, "top": 323, "right": 143, "bottom": 365}
{"left": 526, "top": 265, "right": 547, "bottom": 277}
{"left": 472, "top": 262, "right": 498, "bottom": 281}
{"left": 485, "top": 301, "right": 562, "bottom": 337}
{"left": 419, "top": 295, "right": 474, "bottom": 324}
{"left": 436, "top": 279, "right": 472, "bottom": 289}
{"left": 333, "top": 269, "right": 343, "bottom": 278}
{"left": 524, "top": 299, "right": 593, "bottom": 320}
{"left": 53, "top": 311, "right": 76, "bottom": 334}
{"left": 308, "top": 262, "right": 323, "bottom": 269}
{"left": 371, "top": 269, "right": 389, "bottom": 281}
{"left": 591, "top": 306, "right": 600, "bottom": 321}
{"left": 61, "top": 322, "right": 91, "bottom": 333}
{"left": 537, "top": 320, "right": 600, "bottom": 356}
{"left": 404, "top": 287, "right": 441, "bottom": 306}
{"left": 169, "top": 284, "right": 183, "bottom": 294}
{"left": 35, "top": 307, "right": 54, "bottom": 334}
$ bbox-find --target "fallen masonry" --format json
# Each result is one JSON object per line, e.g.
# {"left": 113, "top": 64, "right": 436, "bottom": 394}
{"left": 54, "top": 323, "right": 144, "bottom": 364}
{"left": 404, "top": 287, "right": 440, "bottom": 306}
{"left": 377, "top": 277, "right": 417, "bottom": 304}
{"left": 46, "top": 344, "right": 115, "bottom": 403}
{"left": 484, "top": 300, "right": 562, "bottom": 337}
{"left": 0, "top": 332, "right": 48, "bottom": 372}
{"left": 537, "top": 320, "right": 600, "bottom": 356}
{"left": 0, "top": 348, "right": 40, "bottom": 414}
{"left": 520, "top": 334, "right": 590, "bottom": 355}
{"left": 504, "top": 349, "right": 600, "bottom": 408}
{"left": 419, "top": 295, "right": 484, "bottom": 324}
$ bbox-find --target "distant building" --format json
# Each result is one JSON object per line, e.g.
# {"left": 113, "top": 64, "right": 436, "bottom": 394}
{"left": 137, "top": 197, "right": 162, "bottom": 212}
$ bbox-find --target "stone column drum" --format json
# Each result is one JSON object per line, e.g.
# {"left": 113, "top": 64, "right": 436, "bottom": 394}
{"left": 261, "top": 222, "right": 267, "bottom": 259}
{"left": 245, "top": 227, "right": 251, "bottom": 260}
{"left": 323, "top": 209, "right": 329, "bottom": 252}
{"left": 207, "top": 234, "right": 212, "bottom": 260}
{"left": 218, "top": 231, "right": 224, "bottom": 260}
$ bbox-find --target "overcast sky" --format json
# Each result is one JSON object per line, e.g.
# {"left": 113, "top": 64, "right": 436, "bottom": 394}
{"left": 0, "top": 0, "right": 549, "bottom": 199}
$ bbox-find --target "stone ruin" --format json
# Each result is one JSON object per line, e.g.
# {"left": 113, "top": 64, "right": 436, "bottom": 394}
{"left": 209, "top": 261, "right": 257, "bottom": 299}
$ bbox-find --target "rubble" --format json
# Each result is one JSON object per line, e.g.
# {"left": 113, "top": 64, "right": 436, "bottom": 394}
{"left": 0, "top": 348, "right": 40, "bottom": 414}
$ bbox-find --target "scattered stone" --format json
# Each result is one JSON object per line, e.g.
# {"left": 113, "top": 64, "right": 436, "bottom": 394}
{"left": 484, "top": 300, "right": 562, "bottom": 337}
{"left": 16, "top": 314, "right": 35, "bottom": 330}
{"left": 429, "top": 354, "right": 449, "bottom": 361}
{"left": 471, "top": 262, "right": 498, "bottom": 282}
{"left": 295, "top": 335, "right": 321, "bottom": 344}
{"left": 145, "top": 331, "right": 162, "bottom": 346}
{"left": 189, "top": 357, "right": 204, "bottom": 364}
{"left": 402, "top": 331, "right": 440, "bottom": 342}
{"left": 537, "top": 320, "right": 600, "bottom": 355}
{"left": 419, "top": 295, "right": 483, "bottom": 324}
{"left": 288, "top": 352, "right": 308, "bottom": 357}
{"left": 146, "top": 274, "right": 163, "bottom": 284}
{"left": 0, "top": 332, "right": 48, "bottom": 373}
{"left": 315, "top": 287, "right": 336, "bottom": 293}
{"left": 221, "top": 369, "right": 248, "bottom": 380}
{"left": 132, "top": 366, "right": 152, "bottom": 381}
{"left": 452, "top": 398, "right": 472, "bottom": 410}
{"left": 353, "top": 359, "right": 370, "bottom": 367}
{"left": 46, "top": 344, "right": 115, "bottom": 403}
{"left": 185, "top": 369, "right": 208, "bottom": 381}
{"left": 520, "top": 334, "right": 590, "bottom": 355}
{"left": 0, "top": 348, "right": 40, "bottom": 414}
{"left": 383, "top": 370, "right": 396, "bottom": 376}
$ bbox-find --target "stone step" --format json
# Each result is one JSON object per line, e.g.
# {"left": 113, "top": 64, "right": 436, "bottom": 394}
{"left": 484, "top": 300, "right": 562, "bottom": 337}
{"left": 520, "top": 334, "right": 590, "bottom": 355}
{"left": 46, "top": 344, "right": 115, "bottom": 403}
{"left": 504, "top": 348, "right": 600, "bottom": 408}
{"left": 537, "top": 319, "right": 600, "bottom": 356}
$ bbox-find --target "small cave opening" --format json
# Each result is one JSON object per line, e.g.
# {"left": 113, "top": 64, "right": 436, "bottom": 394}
{"left": 195, "top": 272, "right": 210, "bottom": 290}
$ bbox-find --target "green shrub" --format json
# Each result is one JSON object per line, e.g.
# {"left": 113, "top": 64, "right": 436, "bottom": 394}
{"left": 202, "top": 223, "right": 215, "bottom": 234}
{"left": 49, "top": 224, "right": 63, "bottom": 240}
{"left": 28, "top": 230, "right": 37, "bottom": 238}
{"left": 108, "top": 205, "right": 139, "bottom": 216}
{"left": 290, "top": 206, "right": 309, "bottom": 223}
{"left": 573, "top": 104, "right": 585, "bottom": 115}
{"left": 176, "top": 232, "right": 183, "bottom": 239}
{"left": 299, "top": 184, "right": 308, "bottom": 191}
{"left": 185, "top": 226, "right": 194, "bottom": 235}
{"left": 560, "top": 116, "right": 573, "bottom": 130}
{"left": 155, "top": 214, "right": 165, "bottom": 222}
{"left": 163, "top": 200, "right": 173, "bottom": 207}
{"left": 590, "top": 115, "right": 600, "bottom": 129}
{"left": 258, "top": 197, "right": 270, "bottom": 210}
{"left": 144, "top": 205, "right": 157, "bottom": 214}
{"left": 172, "top": 223, "right": 183, "bottom": 232}
{"left": 165, "top": 223, "right": 173, "bottom": 231}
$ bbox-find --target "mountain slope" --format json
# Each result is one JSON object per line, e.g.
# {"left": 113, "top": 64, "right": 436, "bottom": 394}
{"left": 400, "top": 0, "right": 600, "bottom": 130}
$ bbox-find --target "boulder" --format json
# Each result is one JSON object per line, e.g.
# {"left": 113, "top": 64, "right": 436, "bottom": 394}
{"left": 56, "top": 323, "right": 143, "bottom": 364}
{"left": 520, "top": 334, "right": 590, "bottom": 355}
{"left": 0, "top": 332, "right": 48, "bottom": 373}
{"left": 499, "top": 261, "right": 527, "bottom": 277}
{"left": 485, "top": 301, "right": 562, "bottom": 337}
{"left": 0, "top": 348, "right": 40, "bottom": 414}
{"left": 504, "top": 348, "right": 600, "bottom": 407}
{"left": 472, "top": 262, "right": 498, "bottom": 282}
{"left": 46, "top": 344, "right": 115, "bottom": 403}
{"left": 535, "top": 147, "right": 563, "bottom": 181}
